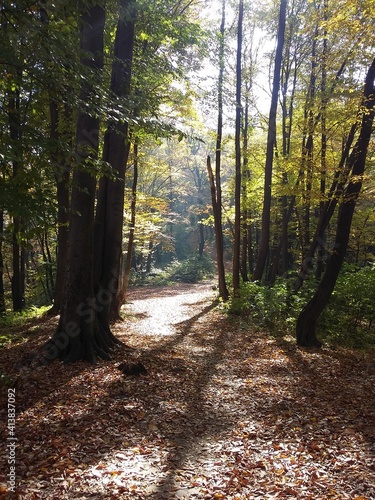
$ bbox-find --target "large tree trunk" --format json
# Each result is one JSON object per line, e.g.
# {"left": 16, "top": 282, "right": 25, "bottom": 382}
{"left": 43, "top": 1, "right": 117, "bottom": 364}
{"left": 252, "top": 0, "right": 287, "bottom": 281}
{"left": 94, "top": 0, "right": 136, "bottom": 321}
{"left": 296, "top": 56, "right": 375, "bottom": 347}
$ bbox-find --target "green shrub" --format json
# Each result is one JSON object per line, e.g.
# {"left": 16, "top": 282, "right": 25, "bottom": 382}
{"left": 227, "top": 265, "right": 375, "bottom": 348}
{"left": 137, "top": 254, "right": 215, "bottom": 286}
{"left": 0, "top": 305, "right": 50, "bottom": 348}
{"left": 321, "top": 264, "right": 375, "bottom": 347}
{"left": 227, "top": 278, "right": 300, "bottom": 330}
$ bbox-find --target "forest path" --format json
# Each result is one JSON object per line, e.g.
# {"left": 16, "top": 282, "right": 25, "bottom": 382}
{"left": 1, "top": 282, "right": 375, "bottom": 499}
{"left": 122, "top": 281, "right": 216, "bottom": 337}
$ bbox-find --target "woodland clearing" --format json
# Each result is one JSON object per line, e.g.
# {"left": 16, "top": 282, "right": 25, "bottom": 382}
{"left": 0, "top": 282, "right": 375, "bottom": 499}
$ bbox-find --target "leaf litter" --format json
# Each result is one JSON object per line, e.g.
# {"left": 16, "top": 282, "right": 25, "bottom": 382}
{"left": 0, "top": 281, "right": 375, "bottom": 499}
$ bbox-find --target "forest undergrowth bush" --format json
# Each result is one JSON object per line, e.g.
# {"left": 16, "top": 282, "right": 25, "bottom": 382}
{"left": 228, "top": 264, "right": 375, "bottom": 349}
{"left": 136, "top": 254, "right": 215, "bottom": 286}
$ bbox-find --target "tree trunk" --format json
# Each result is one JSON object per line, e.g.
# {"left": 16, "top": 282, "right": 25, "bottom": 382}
{"left": 316, "top": 0, "right": 328, "bottom": 281}
{"left": 252, "top": 0, "right": 287, "bottom": 281}
{"left": 207, "top": 156, "right": 228, "bottom": 300}
{"left": 0, "top": 210, "right": 5, "bottom": 313}
{"left": 210, "top": 0, "right": 228, "bottom": 301}
{"left": 296, "top": 56, "right": 375, "bottom": 347}
{"left": 241, "top": 88, "right": 250, "bottom": 282}
{"left": 9, "top": 80, "right": 25, "bottom": 311}
{"left": 122, "top": 142, "right": 138, "bottom": 301}
{"left": 232, "top": 0, "right": 243, "bottom": 296}
{"left": 293, "top": 122, "right": 357, "bottom": 291}
{"left": 48, "top": 100, "right": 71, "bottom": 313}
{"left": 43, "top": 1, "right": 116, "bottom": 364}
{"left": 94, "top": 0, "right": 136, "bottom": 321}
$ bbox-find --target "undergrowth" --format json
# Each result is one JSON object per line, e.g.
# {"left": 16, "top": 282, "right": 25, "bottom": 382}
{"left": 135, "top": 254, "right": 215, "bottom": 286}
{"left": 0, "top": 305, "right": 50, "bottom": 347}
{"left": 227, "top": 264, "right": 375, "bottom": 349}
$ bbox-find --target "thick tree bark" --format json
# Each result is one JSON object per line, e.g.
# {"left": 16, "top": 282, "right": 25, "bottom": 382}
{"left": 94, "top": 0, "right": 136, "bottom": 321}
{"left": 43, "top": 1, "right": 116, "bottom": 363}
{"left": 252, "top": 0, "right": 287, "bottom": 281}
{"left": 296, "top": 56, "right": 375, "bottom": 347}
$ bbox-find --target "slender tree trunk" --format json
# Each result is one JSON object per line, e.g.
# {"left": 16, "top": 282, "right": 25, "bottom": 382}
{"left": 296, "top": 56, "right": 375, "bottom": 347}
{"left": 210, "top": 0, "right": 228, "bottom": 301}
{"left": 252, "top": 0, "right": 287, "bottom": 281}
{"left": 268, "top": 50, "right": 297, "bottom": 283}
{"left": 49, "top": 101, "right": 71, "bottom": 313}
{"left": 293, "top": 122, "right": 357, "bottom": 291}
{"left": 0, "top": 210, "right": 5, "bottom": 313}
{"left": 40, "top": 1, "right": 72, "bottom": 313}
{"left": 241, "top": 91, "right": 250, "bottom": 282}
{"left": 122, "top": 142, "right": 138, "bottom": 300}
{"left": 207, "top": 156, "right": 228, "bottom": 300}
{"left": 233, "top": 0, "right": 243, "bottom": 296}
{"left": 316, "top": 0, "right": 328, "bottom": 280}
{"left": 9, "top": 78, "right": 25, "bottom": 311}
{"left": 94, "top": 0, "right": 136, "bottom": 321}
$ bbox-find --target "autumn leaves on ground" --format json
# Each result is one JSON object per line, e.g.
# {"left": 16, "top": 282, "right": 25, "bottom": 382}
{"left": 1, "top": 282, "right": 375, "bottom": 499}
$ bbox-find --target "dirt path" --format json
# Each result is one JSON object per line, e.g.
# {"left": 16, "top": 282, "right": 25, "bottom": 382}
{"left": 1, "top": 282, "right": 375, "bottom": 499}
{"left": 123, "top": 282, "right": 216, "bottom": 336}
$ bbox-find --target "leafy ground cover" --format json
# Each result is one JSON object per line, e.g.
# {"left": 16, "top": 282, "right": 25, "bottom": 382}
{"left": 0, "top": 282, "right": 375, "bottom": 499}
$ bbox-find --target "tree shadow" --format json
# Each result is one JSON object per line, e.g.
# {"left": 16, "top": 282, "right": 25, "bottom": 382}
{"left": 1, "top": 287, "right": 229, "bottom": 498}
{"left": 2, "top": 287, "right": 374, "bottom": 498}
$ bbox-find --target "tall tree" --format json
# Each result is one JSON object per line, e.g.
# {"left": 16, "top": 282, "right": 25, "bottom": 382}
{"left": 0, "top": 210, "right": 4, "bottom": 313}
{"left": 94, "top": 0, "right": 136, "bottom": 321}
{"left": 232, "top": 0, "right": 244, "bottom": 296}
{"left": 252, "top": 0, "right": 287, "bottom": 281}
{"left": 122, "top": 141, "right": 138, "bottom": 300}
{"left": 211, "top": 0, "right": 229, "bottom": 301}
{"left": 43, "top": 1, "right": 116, "bottom": 363}
{"left": 296, "top": 56, "right": 375, "bottom": 347}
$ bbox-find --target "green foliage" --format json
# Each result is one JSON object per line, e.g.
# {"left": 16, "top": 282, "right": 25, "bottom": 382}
{"left": 227, "top": 278, "right": 301, "bottom": 330}
{"left": 0, "top": 305, "right": 50, "bottom": 340}
{"left": 321, "top": 264, "right": 375, "bottom": 348}
{"left": 138, "top": 254, "right": 215, "bottom": 286}
{"left": 228, "top": 266, "right": 375, "bottom": 349}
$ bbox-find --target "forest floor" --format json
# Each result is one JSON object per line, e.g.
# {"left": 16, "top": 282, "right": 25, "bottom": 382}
{"left": 1, "top": 281, "right": 375, "bottom": 499}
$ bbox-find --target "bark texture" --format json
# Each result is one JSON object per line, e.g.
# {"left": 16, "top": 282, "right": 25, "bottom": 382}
{"left": 94, "top": 0, "right": 136, "bottom": 321}
{"left": 44, "top": 2, "right": 115, "bottom": 363}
